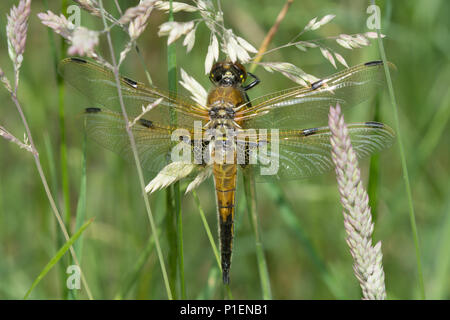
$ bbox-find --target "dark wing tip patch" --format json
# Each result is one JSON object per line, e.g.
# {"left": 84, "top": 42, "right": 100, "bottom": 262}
{"left": 123, "top": 77, "right": 138, "bottom": 88}
{"left": 311, "top": 79, "right": 324, "bottom": 90}
{"left": 85, "top": 107, "right": 102, "bottom": 113}
{"left": 69, "top": 57, "right": 88, "bottom": 64}
{"left": 364, "top": 60, "right": 383, "bottom": 67}
{"left": 139, "top": 118, "right": 153, "bottom": 128}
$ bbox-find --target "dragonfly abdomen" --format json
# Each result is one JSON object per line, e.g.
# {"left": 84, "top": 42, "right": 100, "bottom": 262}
{"left": 213, "top": 162, "right": 237, "bottom": 284}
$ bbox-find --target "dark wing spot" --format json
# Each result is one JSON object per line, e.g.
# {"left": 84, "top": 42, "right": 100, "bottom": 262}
{"left": 365, "top": 121, "right": 384, "bottom": 128}
{"left": 311, "top": 79, "right": 324, "bottom": 90}
{"left": 302, "top": 127, "right": 319, "bottom": 136}
{"left": 123, "top": 77, "right": 138, "bottom": 88}
{"left": 69, "top": 57, "right": 87, "bottom": 64}
{"left": 364, "top": 60, "right": 383, "bottom": 67}
{"left": 139, "top": 118, "right": 153, "bottom": 128}
{"left": 85, "top": 107, "right": 101, "bottom": 113}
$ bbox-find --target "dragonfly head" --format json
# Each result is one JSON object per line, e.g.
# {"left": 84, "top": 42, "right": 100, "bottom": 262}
{"left": 209, "top": 61, "right": 247, "bottom": 87}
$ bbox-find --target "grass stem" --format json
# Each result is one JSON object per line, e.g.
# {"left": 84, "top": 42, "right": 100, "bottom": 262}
{"left": 243, "top": 172, "right": 272, "bottom": 300}
{"left": 166, "top": 0, "right": 186, "bottom": 299}
{"left": 372, "top": 0, "right": 425, "bottom": 299}
{"left": 98, "top": 0, "right": 172, "bottom": 300}
{"left": 249, "top": 0, "right": 294, "bottom": 73}
{"left": 10, "top": 88, "right": 93, "bottom": 300}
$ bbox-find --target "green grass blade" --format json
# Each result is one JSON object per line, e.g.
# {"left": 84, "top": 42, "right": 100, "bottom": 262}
{"left": 372, "top": 0, "right": 425, "bottom": 299}
{"left": 23, "top": 218, "right": 93, "bottom": 299}
{"left": 175, "top": 182, "right": 185, "bottom": 299}
{"left": 165, "top": 191, "right": 178, "bottom": 299}
{"left": 43, "top": 134, "right": 58, "bottom": 232}
{"left": 56, "top": 0, "right": 71, "bottom": 229}
{"left": 193, "top": 191, "right": 221, "bottom": 267}
{"left": 68, "top": 127, "right": 87, "bottom": 300}
{"left": 115, "top": 220, "right": 163, "bottom": 300}
{"left": 43, "top": 135, "right": 58, "bottom": 204}
{"left": 192, "top": 191, "right": 233, "bottom": 300}
{"left": 367, "top": 153, "right": 380, "bottom": 220}
{"left": 98, "top": 0, "right": 172, "bottom": 300}
{"left": 263, "top": 182, "right": 344, "bottom": 299}
{"left": 73, "top": 128, "right": 87, "bottom": 262}
{"left": 135, "top": 47, "right": 153, "bottom": 86}
{"left": 416, "top": 89, "right": 450, "bottom": 166}
{"left": 429, "top": 184, "right": 450, "bottom": 299}
{"left": 43, "top": 0, "right": 70, "bottom": 298}
{"left": 196, "top": 267, "right": 220, "bottom": 299}
{"left": 166, "top": 0, "right": 185, "bottom": 299}
{"left": 367, "top": 97, "right": 382, "bottom": 221}
{"left": 243, "top": 172, "right": 272, "bottom": 300}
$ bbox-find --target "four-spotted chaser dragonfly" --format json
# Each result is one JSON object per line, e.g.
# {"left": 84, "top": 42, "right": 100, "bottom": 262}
{"left": 59, "top": 57, "right": 395, "bottom": 284}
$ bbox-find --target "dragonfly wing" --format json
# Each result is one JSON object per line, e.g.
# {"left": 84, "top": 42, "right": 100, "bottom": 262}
{"left": 237, "top": 61, "right": 394, "bottom": 130}
{"left": 238, "top": 122, "right": 395, "bottom": 181}
{"left": 84, "top": 107, "right": 201, "bottom": 178}
{"left": 59, "top": 57, "right": 209, "bottom": 129}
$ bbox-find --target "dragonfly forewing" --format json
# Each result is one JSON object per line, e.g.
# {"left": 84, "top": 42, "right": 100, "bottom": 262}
{"left": 237, "top": 61, "right": 395, "bottom": 130}
{"left": 59, "top": 57, "right": 210, "bottom": 129}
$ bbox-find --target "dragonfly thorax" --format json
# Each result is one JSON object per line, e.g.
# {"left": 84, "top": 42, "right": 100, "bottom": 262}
{"left": 206, "top": 83, "right": 247, "bottom": 130}
{"left": 209, "top": 105, "right": 235, "bottom": 120}
{"left": 208, "top": 102, "right": 238, "bottom": 130}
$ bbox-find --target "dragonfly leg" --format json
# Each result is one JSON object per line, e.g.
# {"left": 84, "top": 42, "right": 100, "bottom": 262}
{"left": 243, "top": 72, "right": 260, "bottom": 91}
{"left": 241, "top": 72, "right": 260, "bottom": 109}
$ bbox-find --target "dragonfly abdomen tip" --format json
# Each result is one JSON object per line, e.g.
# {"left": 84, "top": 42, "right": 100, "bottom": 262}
{"left": 222, "top": 270, "right": 230, "bottom": 284}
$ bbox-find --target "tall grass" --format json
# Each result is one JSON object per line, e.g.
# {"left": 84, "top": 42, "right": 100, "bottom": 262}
{"left": 0, "top": 0, "right": 448, "bottom": 300}
{"left": 167, "top": 0, "right": 186, "bottom": 300}
{"left": 2, "top": 0, "right": 92, "bottom": 299}
{"left": 24, "top": 218, "right": 93, "bottom": 299}
{"left": 98, "top": 0, "right": 172, "bottom": 299}
{"left": 372, "top": 0, "right": 424, "bottom": 299}
{"left": 243, "top": 173, "right": 272, "bottom": 299}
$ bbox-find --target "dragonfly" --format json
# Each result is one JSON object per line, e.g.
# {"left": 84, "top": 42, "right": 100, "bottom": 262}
{"left": 59, "top": 57, "right": 395, "bottom": 284}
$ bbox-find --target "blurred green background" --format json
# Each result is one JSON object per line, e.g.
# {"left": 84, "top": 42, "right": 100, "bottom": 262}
{"left": 0, "top": 0, "right": 448, "bottom": 299}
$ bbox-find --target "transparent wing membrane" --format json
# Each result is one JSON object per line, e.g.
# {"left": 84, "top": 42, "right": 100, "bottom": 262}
{"left": 237, "top": 122, "right": 395, "bottom": 181}
{"left": 59, "top": 58, "right": 209, "bottom": 129}
{"left": 84, "top": 108, "right": 196, "bottom": 176}
{"left": 63, "top": 58, "right": 395, "bottom": 182}
{"left": 237, "top": 61, "right": 394, "bottom": 130}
